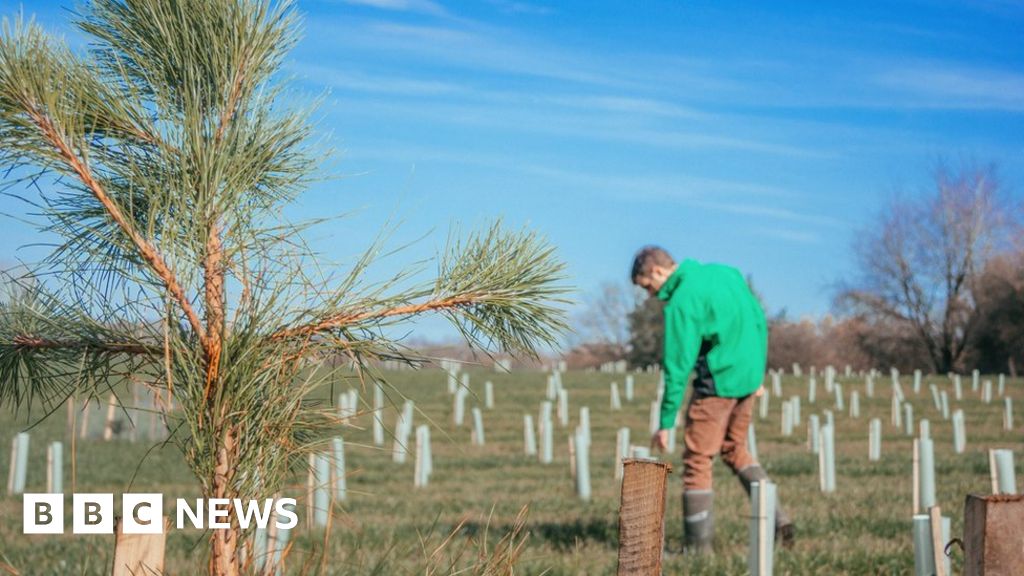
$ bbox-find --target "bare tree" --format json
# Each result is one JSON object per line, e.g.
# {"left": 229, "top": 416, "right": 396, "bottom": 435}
{"left": 836, "top": 161, "right": 1016, "bottom": 373}
{"left": 567, "top": 282, "right": 638, "bottom": 366}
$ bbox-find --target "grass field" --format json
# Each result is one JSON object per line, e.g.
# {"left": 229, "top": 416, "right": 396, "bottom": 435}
{"left": 0, "top": 367, "right": 1020, "bottom": 575}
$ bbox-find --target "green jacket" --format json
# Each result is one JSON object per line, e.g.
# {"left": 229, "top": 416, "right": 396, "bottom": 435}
{"left": 657, "top": 259, "right": 768, "bottom": 430}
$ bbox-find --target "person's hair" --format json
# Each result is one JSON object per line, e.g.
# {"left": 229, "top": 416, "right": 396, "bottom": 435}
{"left": 631, "top": 246, "right": 675, "bottom": 282}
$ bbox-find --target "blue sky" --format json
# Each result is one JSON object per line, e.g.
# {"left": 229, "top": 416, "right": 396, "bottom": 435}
{"left": 1, "top": 0, "right": 1023, "bottom": 344}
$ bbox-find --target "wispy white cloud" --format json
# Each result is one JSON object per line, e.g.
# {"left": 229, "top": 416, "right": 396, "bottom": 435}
{"left": 874, "top": 62, "right": 1024, "bottom": 111}
{"left": 340, "top": 145, "right": 834, "bottom": 226}
{"left": 291, "top": 63, "right": 463, "bottom": 95}
{"left": 688, "top": 199, "right": 845, "bottom": 227}
{"left": 335, "top": 0, "right": 448, "bottom": 17}
{"left": 306, "top": 19, "right": 632, "bottom": 88}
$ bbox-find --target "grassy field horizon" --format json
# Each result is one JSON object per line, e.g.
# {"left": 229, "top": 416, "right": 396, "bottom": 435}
{"left": 1, "top": 367, "right": 1020, "bottom": 575}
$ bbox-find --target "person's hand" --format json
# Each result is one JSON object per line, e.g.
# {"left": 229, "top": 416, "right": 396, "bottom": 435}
{"left": 755, "top": 385, "right": 765, "bottom": 397}
{"left": 650, "top": 429, "right": 668, "bottom": 452}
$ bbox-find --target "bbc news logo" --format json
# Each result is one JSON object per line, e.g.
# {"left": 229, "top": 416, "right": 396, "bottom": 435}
{"left": 23, "top": 494, "right": 298, "bottom": 534}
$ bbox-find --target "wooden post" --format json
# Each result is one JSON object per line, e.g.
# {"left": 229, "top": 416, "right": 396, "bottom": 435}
{"left": 964, "top": 494, "right": 1024, "bottom": 575}
{"left": 484, "top": 381, "right": 494, "bottom": 409}
{"left": 112, "top": 517, "right": 169, "bottom": 576}
{"left": 616, "top": 459, "right": 672, "bottom": 576}
{"left": 929, "top": 507, "right": 948, "bottom": 576}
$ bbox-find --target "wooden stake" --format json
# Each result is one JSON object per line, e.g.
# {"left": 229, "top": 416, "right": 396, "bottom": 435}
{"left": 112, "top": 517, "right": 168, "bottom": 576}
{"left": 930, "top": 507, "right": 946, "bottom": 576}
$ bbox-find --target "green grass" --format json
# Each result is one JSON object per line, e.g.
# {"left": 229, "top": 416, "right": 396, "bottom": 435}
{"left": 0, "top": 369, "right": 1020, "bottom": 574}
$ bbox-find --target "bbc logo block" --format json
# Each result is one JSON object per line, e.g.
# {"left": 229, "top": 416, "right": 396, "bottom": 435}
{"left": 23, "top": 493, "right": 162, "bottom": 535}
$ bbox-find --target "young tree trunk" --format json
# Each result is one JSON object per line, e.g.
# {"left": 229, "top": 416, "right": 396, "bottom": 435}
{"left": 210, "top": 427, "right": 240, "bottom": 576}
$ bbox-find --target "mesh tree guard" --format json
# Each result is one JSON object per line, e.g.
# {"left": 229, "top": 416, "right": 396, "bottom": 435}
{"left": 617, "top": 459, "right": 672, "bottom": 575}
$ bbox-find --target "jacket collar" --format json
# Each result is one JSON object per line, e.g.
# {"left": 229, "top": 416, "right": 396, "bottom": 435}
{"left": 657, "top": 260, "right": 695, "bottom": 301}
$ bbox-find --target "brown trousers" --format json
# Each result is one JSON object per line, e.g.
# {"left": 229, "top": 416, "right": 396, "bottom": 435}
{"left": 682, "top": 391, "right": 758, "bottom": 490}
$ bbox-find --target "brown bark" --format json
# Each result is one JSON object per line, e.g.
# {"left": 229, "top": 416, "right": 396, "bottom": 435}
{"left": 270, "top": 295, "right": 476, "bottom": 342}
{"left": 25, "top": 107, "right": 207, "bottom": 345}
{"left": 203, "top": 223, "right": 225, "bottom": 403}
{"left": 210, "top": 426, "right": 240, "bottom": 576}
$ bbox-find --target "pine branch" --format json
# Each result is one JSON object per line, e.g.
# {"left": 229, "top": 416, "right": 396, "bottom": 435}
{"left": 21, "top": 105, "right": 207, "bottom": 342}
{"left": 269, "top": 295, "right": 477, "bottom": 341}
{"left": 7, "top": 335, "right": 159, "bottom": 356}
{"left": 270, "top": 222, "right": 572, "bottom": 358}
